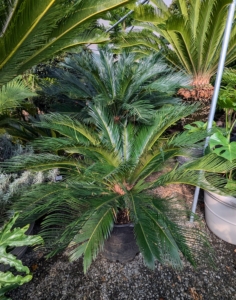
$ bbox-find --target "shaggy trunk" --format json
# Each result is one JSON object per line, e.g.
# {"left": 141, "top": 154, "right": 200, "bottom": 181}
{"left": 177, "top": 75, "right": 214, "bottom": 125}
{"left": 116, "top": 208, "right": 130, "bottom": 224}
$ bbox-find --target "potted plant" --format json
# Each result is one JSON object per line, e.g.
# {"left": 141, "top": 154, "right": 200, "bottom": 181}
{"left": 204, "top": 69, "right": 236, "bottom": 245}
{"left": 2, "top": 101, "right": 233, "bottom": 273}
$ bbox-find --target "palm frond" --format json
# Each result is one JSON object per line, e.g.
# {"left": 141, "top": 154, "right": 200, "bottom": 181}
{"left": 189, "top": 0, "right": 200, "bottom": 40}
{"left": 132, "top": 104, "right": 198, "bottom": 163}
{"left": 183, "top": 153, "right": 236, "bottom": 174}
{"left": 12, "top": 183, "right": 71, "bottom": 225}
{"left": 113, "top": 30, "right": 161, "bottom": 56}
{"left": 36, "top": 113, "right": 99, "bottom": 146}
{"left": 32, "top": 137, "right": 119, "bottom": 167}
{"left": 41, "top": 187, "right": 119, "bottom": 259}
{"left": 0, "top": 116, "right": 55, "bottom": 142}
{"left": 149, "top": 154, "right": 236, "bottom": 194}
{"left": 2, "top": 153, "right": 79, "bottom": 172}
{"left": 165, "top": 15, "right": 197, "bottom": 76}
{"left": 0, "top": 0, "right": 133, "bottom": 86}
{"left": 63, "top": 193, "right": 121, "bottom": 273}
{"left": 70, "top": 206, "right": 114, "bottom": 273}
{"left": 169, "top": 130, "right": 209, "bottom": 147}
{"left": 122, "top": 123, "right": 134, "bottom": 161}
{"left": 31, "top": 137, "right": 78, "bottom": 152}
{"left": 132, "top": 3, "right": 167, "bottom": 24}
{"left": 122, "top": 100, "right": 155, "bottom": 123}
{"left": 0, "top": 77, "right": 36, "bottom": 113}
{"left": 131, "top": 194, "right": 213, "bottom": 269}
{"left": 88, "top": 103, "right": 121, "bottom": 155}
{"left": 130, "top": 148, "right": 178, "bottom": 184}
{"left": 0, "top": 0, "right": 19, "bottom": 35}
{"left": 147, "top": 71, "right": 190, "bottom": 94}
{"left": 151, "top": 196, "right": 215, "bottom": 267}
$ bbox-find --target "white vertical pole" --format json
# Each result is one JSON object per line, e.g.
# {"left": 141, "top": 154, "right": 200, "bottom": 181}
{"left": 190, "top": 0, "right": 236, "bottom": 222}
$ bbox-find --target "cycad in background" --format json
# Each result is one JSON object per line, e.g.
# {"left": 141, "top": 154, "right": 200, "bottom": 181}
{"left": 38, "top": 48, "right": 189, "bottom": 121}
{"left": 0, "top": 77, "right": 38, "bottom": 139}
{"left": 0, "top": 77, "right": 36, "bottom": 114}
{"left": 0, "top": 76, "right": 55, "bottom": 141}
{"left": 114, "top": 0, "right": 236, "bottom": 122}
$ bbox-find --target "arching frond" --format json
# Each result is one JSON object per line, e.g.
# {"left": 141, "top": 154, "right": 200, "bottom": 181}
{"left": 130, "top": 148, "right": 178, "bottom": 184}
{"left": 122, "top": 123, "right": 134, "bottom": 161}
{"left": 131, "top": 194, "right": 214, "bottom": 269}
{"left": 169, "top": 130, "right": 209, "bottom": 148}
{"left": 149, "top": 154, "right": 236, "bottom": 195}
{"left": 0, "top": 0, "right": 133, "bottom": 86}
{"left": 37, "top": 113, "right": 99, "bottom": 146}
{"left": 12, "top": 183, "right": 71, "bottom": 225}
{"left": 88, "top": 103, "right": 121, "bottom": 154}
{"left": 70, "top": 206, "right": 115, "bottom": 273}
{"left": 132, "top": 104, "right": 198, "bottom": 162}
{"left": 0, "top": 77, "right": 36, "bottom": 114}
{"left": 2, "top": 153, "right": 79, "bottom": 172}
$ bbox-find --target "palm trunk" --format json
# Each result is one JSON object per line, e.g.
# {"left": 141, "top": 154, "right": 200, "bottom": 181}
{"left": 177, "top": 75, "right": 214, "bottom": 125}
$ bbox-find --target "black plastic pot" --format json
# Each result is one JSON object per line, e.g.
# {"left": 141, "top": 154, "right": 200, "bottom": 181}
{"left": 177, "top": 147, "right": 203, "bottom": 165}
{"left": 0, "top": 222, "right": 35, "bottom": 272}
{"left": 102, "top": 224, "right": 139, "bottom": 263}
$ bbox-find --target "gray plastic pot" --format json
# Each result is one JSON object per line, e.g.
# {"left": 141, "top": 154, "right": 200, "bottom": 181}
{"left": 204, "top": 191, "right": 236, "bottom": 245}
{"left": 102, "top": 224, "right": 139, "bottom": 263}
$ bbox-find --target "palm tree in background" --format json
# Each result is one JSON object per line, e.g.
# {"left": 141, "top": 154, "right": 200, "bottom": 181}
{"left": 115, "top": 0, "right": 236, "bottom": 121}
{"left": 0, "top": 77, "right": 36, "bottom": 114}
{"left": 38, "top": 48, "right": 189, "bottom": 121}
{"left": 0, "top": 0, "right": 132, "bottom": 87}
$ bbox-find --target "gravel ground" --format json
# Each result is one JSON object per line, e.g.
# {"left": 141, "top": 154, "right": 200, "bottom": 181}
{"left": 7, "top": 220, "right": 236, "bottom": 300}
{"left": 7, "top": 184, "right": 236, "bottom": 300}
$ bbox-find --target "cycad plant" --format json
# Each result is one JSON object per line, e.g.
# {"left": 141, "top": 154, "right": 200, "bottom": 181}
{"left": 0, "top": 77, "right": 54, "bottom": 141}
{"left": 2, "top": 102, "right": 234, "bottom": 273}
{"left": 115, "top": 0, "right": 236, "bottom": 121}
{"left": 0, "top": 77, "right": 36, "bottom": 115}
{"left": 0, "top": 0, "right": 133, "bottom": 87}
{"left": 39, "top": 48, "right": 188, "bottom": 121}
{"left": 0, "top": 77, "right": 39, "bottom": 139}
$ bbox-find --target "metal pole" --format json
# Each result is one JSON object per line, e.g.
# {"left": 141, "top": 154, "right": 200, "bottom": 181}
{"left": 190, "top": 0, "right": 236, "bottom": 222}
{"left": 106, "top": 0, "right": 149, "bottom": 33}
{"left": 87, "top": 0, "right": 149, "bottom": 49}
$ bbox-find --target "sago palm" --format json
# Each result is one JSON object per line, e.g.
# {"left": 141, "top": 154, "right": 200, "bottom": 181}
{"left": 39, "top": 48, "right": 189, "bottom": 122}
{"left": 0, "top": 0, "right": 133, "bottom": 87}
{"left": 115, "top": 0, "right": 236, "bottom": 120}
{"left": 2, "top": 102, "right": 234, "bottom": 273}
{"left": 0, "top": 77, "right": 36, "bottom": 114}
{"left": 0, "top": 77, "right": 55, "bottom": 141}
{"left": 0, "top": 76, "right": 38, "bottom": 138}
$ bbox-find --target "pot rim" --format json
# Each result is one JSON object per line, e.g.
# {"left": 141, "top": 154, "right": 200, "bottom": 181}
{"left": 205, "top": 191, "right": 236, "bottom": 209}
{"left": 114, "top": 223, "right": 134, "bottom": 228}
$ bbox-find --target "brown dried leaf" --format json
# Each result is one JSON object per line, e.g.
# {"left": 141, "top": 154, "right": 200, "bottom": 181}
{"left": 190, "top": 287, "right": 203, "bottom": 300}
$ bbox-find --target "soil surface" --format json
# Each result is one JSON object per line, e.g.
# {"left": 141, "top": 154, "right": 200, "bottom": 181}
{"left": 7, "top": 183, "right": 236, "bottom": 300}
